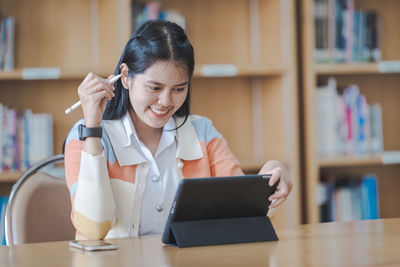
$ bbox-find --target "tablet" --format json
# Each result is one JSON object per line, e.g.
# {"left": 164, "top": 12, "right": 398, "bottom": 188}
{"left": 161, "top": 174, "right": 277, "bottom": 246}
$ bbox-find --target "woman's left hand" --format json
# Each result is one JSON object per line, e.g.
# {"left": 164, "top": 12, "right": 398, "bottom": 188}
{"left": 259, "top": 160, "right": 293, "bottom": 209}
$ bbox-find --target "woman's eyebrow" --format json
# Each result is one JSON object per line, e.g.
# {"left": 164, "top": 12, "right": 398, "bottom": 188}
{"left": 146, "top": 80, "right": 189, "bottom": 87}
{"left": 174, "top": 81, "right": 189, "bottom": 87}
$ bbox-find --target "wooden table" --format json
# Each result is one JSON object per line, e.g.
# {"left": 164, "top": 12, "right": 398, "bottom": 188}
{"left": 1, "top": 218, "right": 400, "bottom": 267}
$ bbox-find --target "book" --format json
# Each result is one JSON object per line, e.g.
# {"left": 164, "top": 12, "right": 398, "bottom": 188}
{"left": 0, "top": 196, "right": 8, "bottom": 245}
{"left": 131, "top": 1, "right": 186, "bottom": 32}
{"left": 369, "top": 103, "right": 383, "bottom": 153}
{"left": 0, "top": 17, "right": 15, "bottom": 71}
{"left": 0, "top": 104, "right": 53, "bottom": 172}
{"left": 316, "top": 77, "right": 339, "bottom": 156}
{"left": 0, "top": 103, "right": 3, "bottom": 173}
{"left": 361, "top": 175, "right": 379, "bottom": 220}
{"left": 314, "top": 0, "right": 330, "bottom": 62}
{"left": 316, "top": 78, "right": 383, "bottom": 157}
{"left": 319, "top": 174, "right": 379, "bottom": 222}
{"left": 313, "top": 0, "right": 381, "bottom": 63}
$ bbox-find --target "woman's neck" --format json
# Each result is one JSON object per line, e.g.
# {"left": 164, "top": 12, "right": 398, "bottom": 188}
{"left": 129, "top": 109, "right": 162, "bottom": 155}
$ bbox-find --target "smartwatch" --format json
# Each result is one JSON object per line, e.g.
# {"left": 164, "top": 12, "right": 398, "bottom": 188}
{"left": 78, "top": 124, "right": 102, "bottom": 141}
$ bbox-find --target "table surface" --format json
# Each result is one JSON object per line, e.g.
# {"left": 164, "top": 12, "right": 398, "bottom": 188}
{"left": 1, "top": 218, "right": 400, "bottom": 267}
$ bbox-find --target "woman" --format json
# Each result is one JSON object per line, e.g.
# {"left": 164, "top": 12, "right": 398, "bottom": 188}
{"left": 65, "top": 20, "right": 292, "bottom": 240}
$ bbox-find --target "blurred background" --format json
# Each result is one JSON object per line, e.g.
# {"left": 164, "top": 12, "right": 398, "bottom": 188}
{"left": 0, "top": 0, "right": 399, "bottom": 245}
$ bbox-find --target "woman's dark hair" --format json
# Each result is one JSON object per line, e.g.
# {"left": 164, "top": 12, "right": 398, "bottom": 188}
{"left": 103, "top": 20, "right": 194, "bottom": 127}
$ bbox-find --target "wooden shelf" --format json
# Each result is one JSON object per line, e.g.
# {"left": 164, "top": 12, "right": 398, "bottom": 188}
{"left": 301, "top": 0, "right": 400, "bottom": 224}
{"left": 319, "top": 151, "right": 400, "bottom": 168}
{"left": 0, "top": 69, "right": 23, "bottom": 80}
{"left": 193, "top": 65, "right": 284, "bottom": 78}
{"left": 0, "top": 172, "right": 22, "bottom": 183}
{"left": 0, "top": 68, "right": 109, "bottom": 81}
{"left": 315, "top": 62, "right": 400, "bottom": 75}
{"left": 0, "top": 66, "right": 284, "bottom": 81}
{"left": 316, "top": 63, "right": 379, "bottom": 75}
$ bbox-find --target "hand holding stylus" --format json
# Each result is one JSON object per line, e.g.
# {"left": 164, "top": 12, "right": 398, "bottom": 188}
{"left": 70, "top": 73, "right": 122, "bottom": 128}
{"left": 65, "top": 74, "right": 122, "bottom": 114}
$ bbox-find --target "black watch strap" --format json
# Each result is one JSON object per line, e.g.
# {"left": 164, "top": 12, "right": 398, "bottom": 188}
{"left": 78, "top": 124, "right": 102, "bottom": 141}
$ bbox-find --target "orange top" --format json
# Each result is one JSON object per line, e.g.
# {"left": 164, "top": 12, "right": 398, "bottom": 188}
{"left": 65, "top": 115, "right": 243, "bottom": 239}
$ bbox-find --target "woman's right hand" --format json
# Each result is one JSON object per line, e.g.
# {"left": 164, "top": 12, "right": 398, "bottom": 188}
{"left": 78, "top": 73, "right": 115, "bottom": 127}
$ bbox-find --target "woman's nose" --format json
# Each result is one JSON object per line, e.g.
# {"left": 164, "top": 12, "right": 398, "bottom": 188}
{"left": 158, "top": 89, "right": 172, "bottom": 106}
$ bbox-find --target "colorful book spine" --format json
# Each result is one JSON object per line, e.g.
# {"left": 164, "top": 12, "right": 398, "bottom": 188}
{"left": 314, "top": 0, "right": 381, "bottom": 63}
{"left": 319, "top": 174, "right": 379, "bottom": 222}
{"left": 0, "top": 16, "right": 15, "bottom": 71}
{"left": 316, "top": 77, "right": 383, "bottom": 156}
{"left": 131, "top": 1, "right": 186, "bottom": 32}
{"left": 0, "top": 104, "right": 53, "bottom": 172}
{"left": 0, "top": 196, "right": 8, "bottom": 245}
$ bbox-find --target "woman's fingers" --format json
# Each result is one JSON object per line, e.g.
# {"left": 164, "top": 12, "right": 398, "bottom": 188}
{"left": 268, "top": 167, "right": 283, "bottom": 186}
{"left": 269, "top": 183, "right": 289, "bottom": 201}
{"left": 259, "top": 160, "right": 293, "bottom": 209}
{"left": 88, "top": 84, "right": 115, "bottom": 98}
{"left": 79, "top": 75, "right": 115, "bottom": 102}
{"left": 92, "top": 90, "right": 111, "bottom": 101}
{"left": 269, "top": 197, "right": 287, "bottom": 209}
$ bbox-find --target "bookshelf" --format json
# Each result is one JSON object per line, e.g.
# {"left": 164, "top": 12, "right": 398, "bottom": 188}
{"left": 0, "top": 172, "right": 21, "bottom": 183}
{"left": 300, "top": 0, "right": 400, "bottom": 223}
{"left": 0, "top": 0, "right": 301, "bottom": 228}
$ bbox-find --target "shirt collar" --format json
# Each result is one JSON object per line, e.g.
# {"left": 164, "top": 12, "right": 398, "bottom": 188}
{"left": 103, "top": 113, "right": 147, "bottom": 166}
{"left": 155, "top": 117, "right": 176, "bottom": 157}
{"left": 103, "top": 114, "right": 203, "bottom": 166}
{"left": 122, "top": 113, "right": 176, "bottom": 148}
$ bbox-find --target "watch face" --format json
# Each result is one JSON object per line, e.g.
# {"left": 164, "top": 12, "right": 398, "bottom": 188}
{"left": 78, "top": 124, "right": 85, "bottom": 141}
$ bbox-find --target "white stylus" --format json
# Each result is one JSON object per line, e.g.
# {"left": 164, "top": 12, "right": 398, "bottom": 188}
{"left": 65, "top": 74, "right": 123, "bottom": 114}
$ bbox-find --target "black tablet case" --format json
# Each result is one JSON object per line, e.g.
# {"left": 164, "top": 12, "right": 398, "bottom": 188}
{"left": 162, "top": 175, "right": 279, "bottom": 247}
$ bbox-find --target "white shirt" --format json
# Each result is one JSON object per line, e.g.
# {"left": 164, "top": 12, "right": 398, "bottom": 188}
{"left": 121, "top": 113, "right": 179, "bottom": 235}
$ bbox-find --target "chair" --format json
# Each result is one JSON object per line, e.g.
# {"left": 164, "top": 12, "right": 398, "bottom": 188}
{"left": 4, "top": 154, "right": 75, "bottom": 245}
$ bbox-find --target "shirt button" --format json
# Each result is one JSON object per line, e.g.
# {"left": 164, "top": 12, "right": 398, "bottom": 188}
{"left": 152, "top": 175, "right": 160, "bottom": 183}
{"left": 156, "top": 204, "right": 164, "bottom": 212}
{"left": 177, "top": 162, "right": 184, "bottom": 168}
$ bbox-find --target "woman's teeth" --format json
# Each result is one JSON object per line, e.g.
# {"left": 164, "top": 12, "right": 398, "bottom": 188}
{"left": 150, "top": 107, "right": 168, "bottom": 115}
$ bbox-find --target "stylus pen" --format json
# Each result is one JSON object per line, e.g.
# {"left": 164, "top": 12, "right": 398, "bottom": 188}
{"left": 65, "top": 74, "right": 123, "bottom": 114}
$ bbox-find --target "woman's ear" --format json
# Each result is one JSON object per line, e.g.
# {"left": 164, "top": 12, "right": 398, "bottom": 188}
{"left": 119, "top": 63, "right": 130, "bottom": 90}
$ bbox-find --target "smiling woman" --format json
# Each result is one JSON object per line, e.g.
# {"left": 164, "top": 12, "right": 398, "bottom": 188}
{"left": 64, "top": 20, "right": 293, "bottom": 241}
{"left": 121, "top": 61, "right": 189, "bottom": 144}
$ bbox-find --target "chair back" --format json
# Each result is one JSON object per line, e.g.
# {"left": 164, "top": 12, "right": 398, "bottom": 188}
{"left": 4, "top": 154, "right": 75, "bottom": 245}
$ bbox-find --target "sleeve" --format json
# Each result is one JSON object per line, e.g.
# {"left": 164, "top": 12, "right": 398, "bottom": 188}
{"left": 207, "top": 137, "right": 244, "bottom": 177}
{"left": 65, "top": 121, "right": 116, "bottom": 240}
{"left": 200, "top": 117, "right": 244, "bottom": 177}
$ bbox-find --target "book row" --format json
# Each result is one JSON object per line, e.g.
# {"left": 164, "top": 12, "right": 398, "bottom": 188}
{"left": 131, "top": 1, "right": 186, "bottom": 31}
{"left": 0, "top": 103, "right": 53, "bottom": 173}
{"left": 314, "top": 0, "right": 380, "bottom": 63}
{"left": 318, "top": 174, "right": 379, "bottom": 222}
{"left": 0, "top": 16, "right": 14, "bottom": 71}
{"left": 316, "top": 77, "right": 383, "bottom": 157}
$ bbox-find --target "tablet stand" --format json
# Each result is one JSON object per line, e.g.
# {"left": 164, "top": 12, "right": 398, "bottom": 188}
{"left": 167, "top": 216, "right": 278, "bottom": 248}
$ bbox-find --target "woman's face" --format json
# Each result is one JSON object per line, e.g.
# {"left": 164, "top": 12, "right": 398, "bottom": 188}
{"left": 126, "top": 60, "right": 188, "bottom": 129}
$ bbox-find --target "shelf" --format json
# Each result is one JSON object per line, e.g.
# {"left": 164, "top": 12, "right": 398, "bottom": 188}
{"left": 0, "top": 68, "right": 109, "bottom": 81}
{"left": 193, "top": 64, "right": 285, "bottom": 78}
{"left": 318, "top": 151, "right": 400, "bottom": 168}
{"left": 0, "top": 171, "right": 22, "bottom": 183}
{"left": 315, "top": 61, "right": 400, "bottom": 75}
{"left": 0, "top": 66, "right": 285, "bottom": 81}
